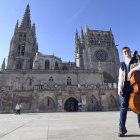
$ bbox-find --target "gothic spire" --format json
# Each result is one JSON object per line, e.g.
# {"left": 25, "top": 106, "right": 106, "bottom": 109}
{"left": 32, "top": 23, "right": 38, "bottom": 52}
{"left": 1, "top": 58, "right": 5, "bottom": 71}
{"left": 81, "top": 27, "right": 84, "bottom": 40}
{"left": 85, "top": 24, "right": 88, "bottom": 35}
{"left": 75, "top": 29, "right": 79, "bottom": 42}
{"left": 32, "top": 23, "right": 36, "bottom": 36}
{"left": 14, "top": 20, "right": 19, "bottom": 35}
{"left": 32, "top": 23, "right": 36, "bottom": 40}
{"left": 20, "top": 4, "right": 31, "bottom": 29}
{"left": 110, "top": 27, "right": 112, "bottom": 33}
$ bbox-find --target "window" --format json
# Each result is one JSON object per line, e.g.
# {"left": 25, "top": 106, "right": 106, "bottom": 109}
{"left": 19, "top": 33, "right": 22, "bottom": 41}
{"left": 21, "top": 45, "right": 25, "bottom": 56}
{"left": 18, "top": 45, "right": 21, "bottom": 55}
{"left": 16, "top": 63, "right": 22, "bottom": 69}
{"left": 17, "top": 44, "right": 25, "bottom": 56}
{"left": 29, "top": 79, "right": 32, "bottom": 86}
{"left": 49, "top": 76, "right": 53, "bottom": 82}
{"left": 67, "top": 77, "right": 71, "bottom": 85}
{"left": 55, "top": 61, "right": 59, "bottom": 69}
{"left": 23, "top": 33, "right": 26, "bottom": 41}
{"left": 45, "top": 60, "right": 50, "bottom": 69}
{"left": 30, "top": 59, "right": 33, "bottom": 69}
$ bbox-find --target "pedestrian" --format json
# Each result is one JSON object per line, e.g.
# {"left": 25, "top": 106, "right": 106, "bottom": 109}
{"left": 118, "top": 46, "right": 140, "bottom": 137}
{"left": 15, "top": 103, "right": 22, "bottom": 114}
{"left": 15, "top": 103, "right": 20, "bottom": 114}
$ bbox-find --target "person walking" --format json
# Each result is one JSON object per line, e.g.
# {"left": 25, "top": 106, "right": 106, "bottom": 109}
{"left": 15, "top": 103, "right": 20, "bottom": 114}
{"left": 118, "top": 46, "right": 140, "bottom": 137}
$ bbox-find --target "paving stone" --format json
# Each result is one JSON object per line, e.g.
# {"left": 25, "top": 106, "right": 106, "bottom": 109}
{"left": 0, "top": 111, "right": 139, "bottom": 140}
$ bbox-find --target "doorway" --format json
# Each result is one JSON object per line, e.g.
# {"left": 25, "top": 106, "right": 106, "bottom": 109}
{"left": 64, "top": 97, "right": 78, "bottom": 112}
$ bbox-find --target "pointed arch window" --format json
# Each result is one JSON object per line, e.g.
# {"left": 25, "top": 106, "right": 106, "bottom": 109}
{"left": 29, "top": 78, "right": 32, "bottom": 86}
{"left": 16, "top": 63, "right": 22, "bottom": 69}
{"left": 45, "top": 60, "right": 50, "bottom": 69}
{"left": 55, "top": 61, "right": 59, "bottom": 69}
{"left": 67, "top": 77, "right": 71, "bottom": 85}
{"left": 49, "top": 76, "right": 53, "bottom": 82}
{"left": 19, "top": 33, "right": 22, "bottom": 41}
{"left": 18, "top": 45, "right": 21, "bottom": 55}
{"left": 108, "top": 95, "right": 117, "bottom": 109}
{"left": 21, "top": 45, "right": 25, "bottom": 56}
{"left": 91, "top": 95, "right": 98, "bottom": 104}
{"left": 23, "top": 33, "right": 26, "bottom": 41}
{"left": 30, "top": 59, "right": 33, "bottom": 69}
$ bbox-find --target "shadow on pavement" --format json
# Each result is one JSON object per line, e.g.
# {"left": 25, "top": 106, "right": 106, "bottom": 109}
{"left": 125, "top": 134, "right": 140, "bottom": 137}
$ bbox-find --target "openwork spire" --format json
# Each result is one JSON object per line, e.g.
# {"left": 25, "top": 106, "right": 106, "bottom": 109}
{"left": 1, "top": 58, "right": 5, "bottom": 71}
{"left": 75, "top": 29, "right": 79, "bottom": 41}
{"left": 32, "top": 23, "right": 38, "bottom": 51}
{"left": 32, "top": 23, "right": 36, "bottom": 37}
{"left": 20, "top": 4, "right": 31, "bottom": 29}
{"left": 81, "top": 27, "right": 84, "bottom": 40}
{"left": 14, "top": 20, "right": 19, "bottom": 35}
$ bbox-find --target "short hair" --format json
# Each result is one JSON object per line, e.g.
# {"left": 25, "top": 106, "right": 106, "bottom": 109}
{"left": 134, "top": 50, "right": 138, "bottom": 56}
{"left": 122, "top": 46, "right": 130, "bottom": 51}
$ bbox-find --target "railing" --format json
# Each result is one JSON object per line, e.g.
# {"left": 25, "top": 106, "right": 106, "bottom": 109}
{"left": 33, "top": 83, "right": 118, "bottom": 91}
{"left": 0, "top": 82, "right": 118, "bottom": 92}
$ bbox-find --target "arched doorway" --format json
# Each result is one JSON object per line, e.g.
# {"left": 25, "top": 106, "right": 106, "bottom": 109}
{"left": 108, "top": 95, "right": 118, "bottom": 110}
{"left": 64, "top": 97, "right": 78, "bottom": 112}
{"left": 39, "top": 96, "right": 55, "bottom": 112}
{"left": 87, "top": 95, "right": 99, "bottom": 111}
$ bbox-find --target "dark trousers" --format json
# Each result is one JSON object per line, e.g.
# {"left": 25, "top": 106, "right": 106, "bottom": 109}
{"left": 119, "top": 81, "right": 140, "bottom": 130}
{"left": 16, "top": 109, "right": 20, "bottom": 114}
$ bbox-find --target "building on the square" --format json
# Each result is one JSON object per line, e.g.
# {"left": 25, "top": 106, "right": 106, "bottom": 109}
{"left": 0, "top": 5, "right": 120, "bottom": 113}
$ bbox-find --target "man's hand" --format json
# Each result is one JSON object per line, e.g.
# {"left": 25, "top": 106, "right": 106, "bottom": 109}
{"left": 118, "top": 89, "right": 123, "bottom": 96}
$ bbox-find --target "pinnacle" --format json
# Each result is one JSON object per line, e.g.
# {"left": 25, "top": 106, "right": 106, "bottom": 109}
{"left": 20, "top": 4, "right": 31, "bottom": 29}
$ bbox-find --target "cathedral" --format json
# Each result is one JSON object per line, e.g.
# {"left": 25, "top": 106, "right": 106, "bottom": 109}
{"left": 0, "top": 5, "right": 120, "bottom": 113}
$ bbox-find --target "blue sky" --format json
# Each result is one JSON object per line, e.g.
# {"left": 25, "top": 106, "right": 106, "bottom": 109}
{"left": 0, "top": 0, "right": 140, "bottom": 67}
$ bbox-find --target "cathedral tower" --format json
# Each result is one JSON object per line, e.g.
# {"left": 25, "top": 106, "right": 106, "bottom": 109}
{"left": 75, "top": 26, "right": 120, "bottom": 82}
{"left": 7, "top": 4, "right": 38, "bottom": 70}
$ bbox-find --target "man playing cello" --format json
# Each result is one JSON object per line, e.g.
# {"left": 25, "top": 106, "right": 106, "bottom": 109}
{"left": 118, "top": 46, "right": 140, "bottom": 137}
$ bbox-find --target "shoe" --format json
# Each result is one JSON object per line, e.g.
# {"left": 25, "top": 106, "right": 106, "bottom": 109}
{"left": 118, "top": 128, "right": 127, "bottom": 137}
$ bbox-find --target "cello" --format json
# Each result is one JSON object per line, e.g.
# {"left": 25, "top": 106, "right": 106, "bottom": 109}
{"left": 129, "top": 71, "right": 140, "bottom": 114}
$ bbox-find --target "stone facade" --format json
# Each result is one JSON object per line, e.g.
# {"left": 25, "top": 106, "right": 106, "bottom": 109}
{"left": 0, "top": 5, "right": 120, "bottom": 113}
